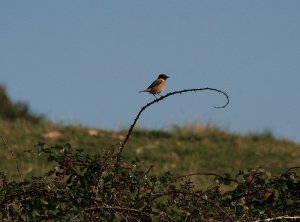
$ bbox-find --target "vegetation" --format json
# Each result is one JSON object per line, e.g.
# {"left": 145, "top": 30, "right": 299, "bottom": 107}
{"left": 0, "top": 139, "right": 299, "bottom": 221}
{"left": 1, "top": 119, "right": 299, "bottom": 187}
{"left": 0, "top": 86, "right": 299, "bottom": 221}
{"left": 0, "top": 85, "right": 43, "bottom": 123}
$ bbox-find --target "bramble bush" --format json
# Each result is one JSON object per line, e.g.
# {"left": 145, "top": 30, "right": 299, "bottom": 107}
{"left": 0, "top": 143, "right": 299, "bottom": 221}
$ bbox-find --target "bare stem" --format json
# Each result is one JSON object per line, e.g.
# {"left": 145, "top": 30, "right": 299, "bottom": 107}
{"left": 117, "top": 87, "right": 229, "bottom": 158}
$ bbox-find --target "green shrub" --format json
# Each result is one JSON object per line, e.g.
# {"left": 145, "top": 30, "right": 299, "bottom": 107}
{"left": 0, "top": 143, "right": 299, "bottom": 221}
{"left": 0, "top": 85, "right": 43, "bottom": 122}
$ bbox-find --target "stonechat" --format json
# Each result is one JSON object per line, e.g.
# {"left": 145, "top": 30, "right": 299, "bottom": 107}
{"left": 139, "top": 74, "right": 170, "bottom": 99}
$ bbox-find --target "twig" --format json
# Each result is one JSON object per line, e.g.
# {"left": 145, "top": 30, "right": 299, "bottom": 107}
{"left": 84, "top": 204, "right": 152, "bottom": 217}
{"left": 175, "top": 172, "right": 240, "bottom": 184}
{"left": 254, "top": 216, "right": 300, "bottom": 222}
{"left": 1, "top": 136, "right": 23, "bottom": 182}
{"left": 117, "top": 87, "right": 229, "bottom": 158}
{"left": 279, "top": 166, "right": 300, "bottom": 179}
{"left": 144, "top": 165, "right": 154, "bottom": 177}
{"left": 284, "top": 166, "right": 300, "bottom": 174}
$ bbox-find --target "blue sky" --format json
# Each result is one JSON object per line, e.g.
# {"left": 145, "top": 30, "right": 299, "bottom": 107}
{"left": 1, "top": 1, "right": 300, "bottom": 142}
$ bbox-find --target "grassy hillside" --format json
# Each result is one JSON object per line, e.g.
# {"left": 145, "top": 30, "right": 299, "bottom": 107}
{"left": 1, "top": 87, "right": 299, "bottom": 220}
{"left": 1, "top": 118, "right": 299, "bottom": 188}
{"left": 1, "top": 84, "right": 299, "bottom": 185}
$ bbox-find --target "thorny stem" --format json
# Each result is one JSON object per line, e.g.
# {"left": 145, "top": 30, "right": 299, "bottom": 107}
{"left": 117, "top": 87, "right": 229, "bottom": 160}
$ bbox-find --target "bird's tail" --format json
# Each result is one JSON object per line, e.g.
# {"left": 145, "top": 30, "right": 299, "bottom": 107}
{"left": 138, "top": 89, "right": 148, "bottom": 93}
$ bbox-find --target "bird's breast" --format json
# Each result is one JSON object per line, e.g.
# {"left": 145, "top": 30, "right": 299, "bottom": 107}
{"left": 148, "top": 80, "right": 166, "bottom": 94}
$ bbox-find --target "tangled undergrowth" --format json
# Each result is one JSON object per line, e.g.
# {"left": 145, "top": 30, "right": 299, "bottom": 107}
{"left": 0, "top": 143, "right": 299, "bottom": 221}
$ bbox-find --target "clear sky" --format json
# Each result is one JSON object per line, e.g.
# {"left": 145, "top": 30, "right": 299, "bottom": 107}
{"left": 1, "top": 1, "right": 300, "bottom": 142}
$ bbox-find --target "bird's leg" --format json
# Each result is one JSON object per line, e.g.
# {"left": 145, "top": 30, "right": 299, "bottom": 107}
{"left": 152, "top": 94, "right": 158, "bottom": 99}
{"left": 156, "top": 93, "right": 163, "bottom": 98}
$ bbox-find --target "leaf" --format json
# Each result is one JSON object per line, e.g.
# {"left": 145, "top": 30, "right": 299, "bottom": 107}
{"left": 134, "top": 197, "right": 145, "bottom": 209}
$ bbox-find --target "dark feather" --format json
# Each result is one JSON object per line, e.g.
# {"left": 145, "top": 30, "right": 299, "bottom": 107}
{"left": 147, "top": 79, "right": 163, "bottom": 89}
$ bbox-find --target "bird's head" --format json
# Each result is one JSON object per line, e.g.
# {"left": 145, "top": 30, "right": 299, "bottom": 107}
{"left": 158, "top": 74, "right": 169, "bottom": 80}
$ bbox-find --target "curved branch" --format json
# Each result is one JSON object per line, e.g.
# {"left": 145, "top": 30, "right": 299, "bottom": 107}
{"left": 175, "top": 172, "right": 240, "bottom": 184}
{"left": 118, "top": 87, "right": 229, "bottom": 156}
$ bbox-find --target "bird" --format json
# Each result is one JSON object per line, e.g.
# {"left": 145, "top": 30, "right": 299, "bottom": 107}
{"left": 139, "top": 74, "right": 170, "bottom": 99}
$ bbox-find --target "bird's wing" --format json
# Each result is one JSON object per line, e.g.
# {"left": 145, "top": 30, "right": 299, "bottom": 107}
{"left": 147, "top": 79, "right": 163, "bottom": 89}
